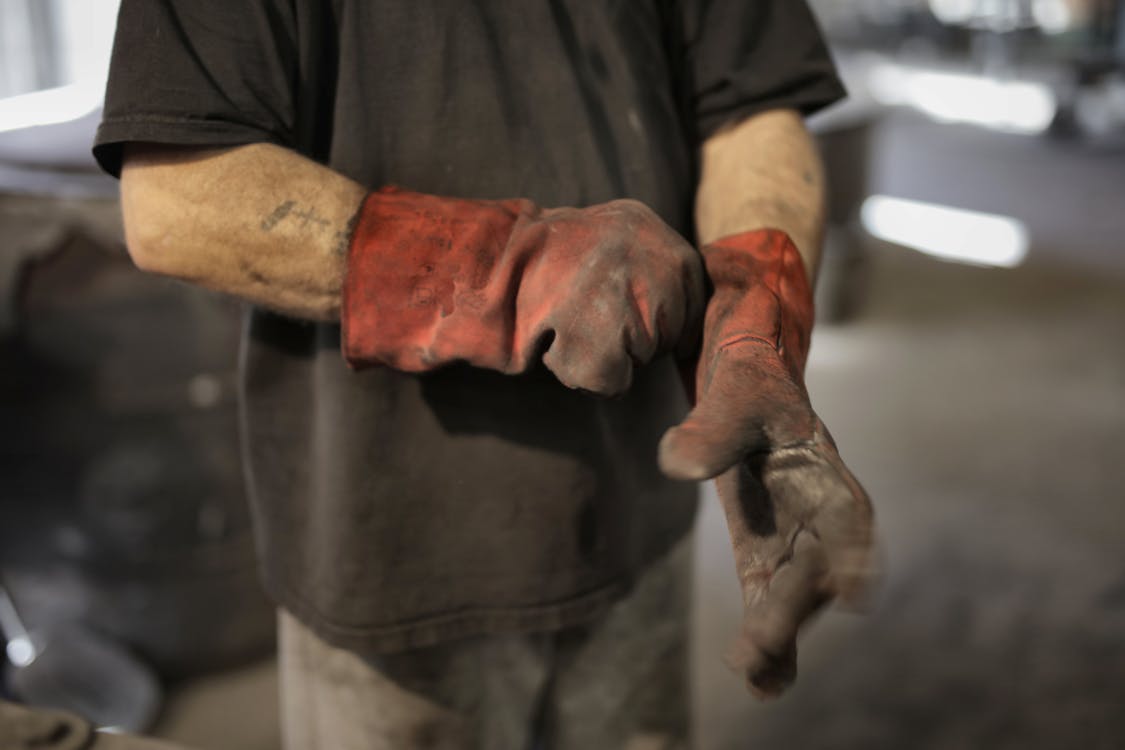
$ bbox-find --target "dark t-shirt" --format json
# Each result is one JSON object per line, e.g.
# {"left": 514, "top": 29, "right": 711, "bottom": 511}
{"left": 95, "top": 0, "right": 844, "bottom": 652}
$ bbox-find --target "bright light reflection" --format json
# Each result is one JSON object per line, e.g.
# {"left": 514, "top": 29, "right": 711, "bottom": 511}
{"left": 1032, "top": 0, "right": 1075, "bottom": 34}
{"left": 929, "top": 0, "right": 976, "bottom": 24}
{"left": 6, "top": 636, "right": 36, "bottom": 668}
{"left": 0, "top": 81, "right": 103, "bottom": 134}
{"left": 868, "top": 62, "right": 1057, "bottom": 135}
{"left": 861, "top": 195, "right": 1029, "bottom": 268}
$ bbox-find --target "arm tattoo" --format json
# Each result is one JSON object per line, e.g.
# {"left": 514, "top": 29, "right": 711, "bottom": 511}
{"left": 261, "top": 200, "right": 334, "bottom": 232}
{"left": 261, "top": 198, "right": 356, "bottom": 258}
{"left": 292, "top": 206, "right": 332, "bottom": 229}
{"left": 261, "top": 200, "right": 296, "bottom": 231}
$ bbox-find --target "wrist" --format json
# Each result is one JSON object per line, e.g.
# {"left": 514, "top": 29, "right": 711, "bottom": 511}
{"left": 341, "top": 187, "right": 531, "bottom": 370}
{"left": 700, "top": 228, "right": 814, "bottom": 377}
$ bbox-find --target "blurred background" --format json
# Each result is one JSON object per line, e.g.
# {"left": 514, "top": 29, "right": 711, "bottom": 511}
{"left": 1, "top": 0, "right": 1122, "bottom": 748}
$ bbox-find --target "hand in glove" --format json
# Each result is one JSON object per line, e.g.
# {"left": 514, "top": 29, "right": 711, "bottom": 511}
{"left": 342, "top": 187, "right": 705, "bottom": 395}
{"left": 659, "top": 228, "right": 876, "bottom": 698}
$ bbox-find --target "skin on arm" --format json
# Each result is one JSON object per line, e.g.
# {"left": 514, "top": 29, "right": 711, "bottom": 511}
{"left": 120, "top": 142, "right": 368, "bottom": 321}
{"left": 694, "top": 108, "right": 826, "bottom": 279}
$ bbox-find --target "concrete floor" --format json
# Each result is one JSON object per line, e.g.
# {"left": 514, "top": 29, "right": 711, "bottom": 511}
{"left": 135, "top": 114, "right": 1125, "bottom": 748}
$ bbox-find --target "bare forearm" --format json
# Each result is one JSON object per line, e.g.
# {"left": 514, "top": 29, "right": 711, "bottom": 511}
{"left": 120, "top": 143, "right": 367, "bottom": 321}
{"left": 695, "top": 109, "right": 827, "bottom": 280}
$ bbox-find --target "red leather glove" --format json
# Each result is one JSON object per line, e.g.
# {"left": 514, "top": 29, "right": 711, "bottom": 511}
{"left": 659, "top": 229, "right": 876, "bottom": 698}
{"left": 342, "top": 187, "right": 705, "bottom": 395}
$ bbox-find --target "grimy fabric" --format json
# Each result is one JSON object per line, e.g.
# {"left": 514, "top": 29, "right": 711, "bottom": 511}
{"left": 343, "top": 188, "right": 706, "bottom": 395}
{"left": 0, "top": 700, "right": 185, "bottom": 750}
{"left": 659, "top": 229, "right": 875, "bottom": 696}
{"left": 94, "top": 0, "right": 845, "bottom": 652}
{"left": 279, "top": 536, "right": 693, "bottom": 750}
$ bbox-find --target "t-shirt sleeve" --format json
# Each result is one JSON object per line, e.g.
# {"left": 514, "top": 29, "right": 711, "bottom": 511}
{"left": 680, "top": 0, "right": 846, "bottom": 140}
{"left": 93, "top": 0, "right": 299, "bottom": 177}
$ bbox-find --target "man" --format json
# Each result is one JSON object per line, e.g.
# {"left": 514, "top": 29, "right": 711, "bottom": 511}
{"left": 94, "top": 2, "right": 874, "bottom": 747}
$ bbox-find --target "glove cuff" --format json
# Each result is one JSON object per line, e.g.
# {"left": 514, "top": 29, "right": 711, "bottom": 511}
{"left": 340, "top": 186, "right": 530, "bottom": 371}
{"left": 701, "top": 228, "right": 814, "bottom": 377}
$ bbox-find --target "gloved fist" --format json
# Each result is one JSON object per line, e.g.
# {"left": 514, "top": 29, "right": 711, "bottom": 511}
{"left": 658, "top": 229, "right": 876, "bottom": 698}
{"left": 342, "top": 187, "right": 705, "bottom": 395}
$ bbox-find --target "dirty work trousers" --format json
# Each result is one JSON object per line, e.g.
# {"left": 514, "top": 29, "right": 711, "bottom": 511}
{"left": 279, "top": 536, "right": 693, "bottom": 750}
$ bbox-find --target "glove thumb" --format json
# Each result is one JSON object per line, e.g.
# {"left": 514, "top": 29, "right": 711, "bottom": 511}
{"left": 658, "top": 341, "right": 815, "bottom": 481}
{"left": 658, "top": 375, "right": 770, "bottom": 482}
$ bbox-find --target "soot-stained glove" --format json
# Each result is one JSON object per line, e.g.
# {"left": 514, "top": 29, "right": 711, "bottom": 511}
{"left": 659, "top": 228, "right": 876, "bottom": 699}
{"left": 342, "top": 187, "right": 705, "bottom": 395}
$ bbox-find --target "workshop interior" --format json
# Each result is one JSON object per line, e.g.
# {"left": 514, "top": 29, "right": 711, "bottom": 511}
{"left": 2, "top": 1, "right": 1123, "bottom": 748}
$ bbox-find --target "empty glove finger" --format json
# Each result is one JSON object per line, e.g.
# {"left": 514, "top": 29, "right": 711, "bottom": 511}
{"left": 729, "top": 529, "right": 831, "bottom": 699}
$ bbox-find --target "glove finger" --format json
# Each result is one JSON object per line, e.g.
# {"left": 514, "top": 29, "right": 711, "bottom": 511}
{"left": 814, "top": 475, "right": 877, "bottom": 608}
{"left": 659, "top": 342, "right": 816, "bottom": 481}
{"left": 658, "top": 355, "right": 775, "bottom": 480}
{"left": 804, "top": 442, "right": 878, "bottom": 607}
{"left": 543, "top": 323, "right": 635, "bottom": 397}
{"left": 728, "top": 529, "right": 831, "bottom": 699}
{"left": 658, "top": 397, "right": 767, "bottom": 481}
{"left": 758, "top": 434, "right": 877, "bottom": 607}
